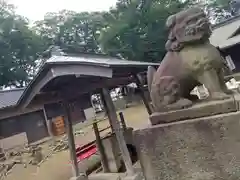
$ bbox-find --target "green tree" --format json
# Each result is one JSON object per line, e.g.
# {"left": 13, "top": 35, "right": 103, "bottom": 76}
{"left": 204, "top": 0, "right": 233, "bottom": 22}
{"left": 98, "top": 0, "right": 239, "bottom": 62}
{"left": 33, "top": 10, "right": 106, "bottom": 54}
{"left": 188, "top": 0, "right": 235, "bottom": 22}
{"left": 98, "top": 0, "right": 189, "bottom": 62}
{"left": 0, "top": 0, "right": 45, "bottom": 88}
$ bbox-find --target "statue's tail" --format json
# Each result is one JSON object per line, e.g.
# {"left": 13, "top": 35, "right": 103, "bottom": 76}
{"left": 147, "top": 66, "right": 156, "bottom": 93}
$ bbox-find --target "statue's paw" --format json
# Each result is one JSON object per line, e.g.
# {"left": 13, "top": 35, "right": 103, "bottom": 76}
{"left": 209, "top": 92, "right": 231, "bottom": 101}
{"left": 185, "top": 94, "right": 199, "bottom": 101}
{"left": 167, "top": 98, "right": 193, "bottom": 110}
{"left": 224, "top": 89, "right": 233, "bottom": 95}
{"left": 177, "top": 98, "right": 193, "bottom": 108}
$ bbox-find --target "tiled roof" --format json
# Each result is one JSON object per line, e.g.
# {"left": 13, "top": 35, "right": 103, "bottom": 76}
{"left": 46, "top": 54, "right": 159, "bottom": 67}
{"left": 218, "top": 34, "right": 240, "bottom": 49}
{"left": 210, "top": 16, "right": 240, "bottom": 49}
{"left": 18, "top": 54, "right": 159, "bottom": 108}
{"left": 0, "top": 88, "right": 24, "bottom": 109}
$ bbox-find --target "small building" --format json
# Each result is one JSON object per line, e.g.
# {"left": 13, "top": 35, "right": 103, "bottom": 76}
{"left": 0, "top": 88, "right": 48, "bottom": 146}
{"left": 210, "top": 15, "right": 240, "bottom": 73}
{"left": 0, "top": 88, "right": 92, "bottom": 148}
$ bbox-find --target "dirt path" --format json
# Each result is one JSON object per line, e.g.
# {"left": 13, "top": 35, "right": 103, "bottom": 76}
{"left": 4, "top": 104, "right": 149, "bottom": 180}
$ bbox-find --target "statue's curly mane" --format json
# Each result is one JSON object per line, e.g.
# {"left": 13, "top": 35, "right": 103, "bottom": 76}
{"left": 165, "top": 7, "right": 211, "bottom": 52}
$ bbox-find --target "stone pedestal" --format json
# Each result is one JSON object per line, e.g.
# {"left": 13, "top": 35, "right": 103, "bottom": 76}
{"left": 150, "top": 98, "right": 237, "bottom": 125}
{"left": 134, "top": 96, "right": 240, "bottom": 180}
{"left": 70, "top": 175, "right": 88, "bottom": 180}
{"left": 89, "top": 173, "right": 122, "bottom": 180}
{"left": 122, "top": 172, "right": 142, "bottom": 180}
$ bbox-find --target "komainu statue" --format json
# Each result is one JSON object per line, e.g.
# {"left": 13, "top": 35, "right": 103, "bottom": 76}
{"left": 148, "top": 7, "right": 232, "bottom": 112}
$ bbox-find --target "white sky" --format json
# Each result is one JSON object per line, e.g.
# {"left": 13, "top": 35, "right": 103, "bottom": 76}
{"left": 7, "top": 0, "right": 117, "bottom": 21}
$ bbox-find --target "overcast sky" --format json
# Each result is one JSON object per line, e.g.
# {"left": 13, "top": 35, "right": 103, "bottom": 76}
{"left": 7, "top": 0, "right": 117, "bottom": 21}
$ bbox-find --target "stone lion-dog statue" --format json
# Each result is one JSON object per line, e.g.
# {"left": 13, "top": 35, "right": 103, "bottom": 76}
{"left": 148, "top": 7, "right": 232, "bottom": 112}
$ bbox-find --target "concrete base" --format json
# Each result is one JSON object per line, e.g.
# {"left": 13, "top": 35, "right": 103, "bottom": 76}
{"left": 101, "top": 127, "right": 135, "bottom": 173}
{"left": 101, "top": 134, "right": 122, "bottom": 173}
{"left": 150, "top": 97, "right": 237, "bottom": 125}
{"left": 88, "top": 172, "right": 142, "bottom": 180}
{"left": 89, "top": 173, "right": 122, "bottom": 180}
{"left": 78, "top": 154, "right": 101, "bottom": 174}
{"left": 134, "top": 111, "right": 240, "bottom": 180}
{"left": 69, "top": 175, "right": 88, "bottom": 180}
{"left": 123, "top": 172, "right": 142, "bottom": 180}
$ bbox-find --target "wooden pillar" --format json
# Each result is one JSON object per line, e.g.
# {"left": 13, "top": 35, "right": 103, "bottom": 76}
{"left": 92, "top": 122, "right": 109, "bottom": 172}
{"left": 100, "top": 92, "right": 114, "bottom": 131}
{"left": 101, "top": 88, "right": 135, "bottom": 175}
{"left": 134, "top": 73, "right": 152, "bottom": 115}
{"left": 42, "top": 107, "right": 54, "bottom": 138}
{"left": 119, "top": 112, "right": 127, "bottom": 131}
{"left": 63, "top": 101, "right": 87, "bottom": 179}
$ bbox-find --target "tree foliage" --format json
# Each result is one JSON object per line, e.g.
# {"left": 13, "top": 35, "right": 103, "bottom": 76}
{"left": 204, "top": 0, "right": 233, "bottom": 22}
{"left": 0, "top": 0, "right": 45, "bottom": 88}
{"left": 98, "top": 0, "right": 237, "bottom": 62}
{"left": 98, "top": 0, "right": 190, "bottom": 62}
{"left": 33, "top": 10, "right": 106, "bottom": 54}
{"left": 0, "top": 0, "right": 238, "bottom": 88}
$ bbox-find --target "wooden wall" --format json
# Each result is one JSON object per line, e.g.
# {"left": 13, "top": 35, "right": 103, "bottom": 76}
{"left": 0, "top": 110, "right": 48, "bottom": 144}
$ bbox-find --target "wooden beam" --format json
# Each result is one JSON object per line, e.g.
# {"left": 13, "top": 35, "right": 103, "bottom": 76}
{"left": 134, "top": 74, "right": 152, "bottom": 115}
{"left": 28, "top": 76, "right": 135, "bottom": 108}
{"left": 119, "top": 112, "right": 127, "bottom": 131}
{"left": 63, "top": 101, "right": 87, "bottom": 178}
{"left": 60, "top": 76, "right": 135, "bottom": 96}
{"left": 0, "top": 105, "right": 43, "bottom": 120}
{"left": 101, "top": 88, "right": 135, "bottom": 175}
{"left": 43, "top": 107, "right": 54, "bottom": 138}
{"left": 92, "top": 122, "right": 109, "bottom": 172}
